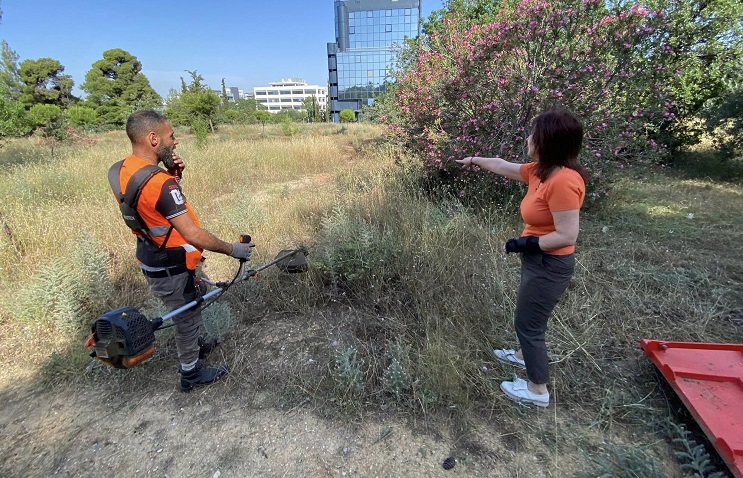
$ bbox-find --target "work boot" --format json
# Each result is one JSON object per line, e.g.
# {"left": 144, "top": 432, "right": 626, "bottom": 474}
{"left": 198, "top": 336, "right": 219, "bottom": 360}
{"left": 179, "top": 360, "right": 229, "bottom": 393}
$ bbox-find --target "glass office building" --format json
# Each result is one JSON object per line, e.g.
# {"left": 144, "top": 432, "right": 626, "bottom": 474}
{"left": 328, "top": 0, "right": 421, "bottom": 122}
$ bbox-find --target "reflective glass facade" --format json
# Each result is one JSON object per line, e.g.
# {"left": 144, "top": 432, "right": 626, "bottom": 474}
{"left": 328, "top": 0, "right": 421, "bottom": 121}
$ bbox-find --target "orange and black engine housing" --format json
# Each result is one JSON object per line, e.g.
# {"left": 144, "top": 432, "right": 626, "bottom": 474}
{"left": 85, "top": 307, "right": 157, "bottom": 369}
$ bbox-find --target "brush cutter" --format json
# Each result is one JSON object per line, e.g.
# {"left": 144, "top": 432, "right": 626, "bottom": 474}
{"left": 84, "top": 242, "right": 308, "bottom": 369}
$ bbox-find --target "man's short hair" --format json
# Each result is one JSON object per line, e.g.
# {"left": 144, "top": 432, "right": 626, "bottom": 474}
{"left": 126, "top": 110, "right": 167, "bottom": 143}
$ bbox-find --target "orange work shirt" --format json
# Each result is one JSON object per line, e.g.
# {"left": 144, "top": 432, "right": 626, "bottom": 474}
{"left": 519, "top": 162, "right": 585, "bottom": 256}
{"left": 119, "top": 155, "right": 204, "bottom": 270}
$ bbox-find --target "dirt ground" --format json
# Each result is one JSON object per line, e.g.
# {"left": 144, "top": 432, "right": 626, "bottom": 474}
{"left": 0, "top": 308, "right": 683, "bottom": 478}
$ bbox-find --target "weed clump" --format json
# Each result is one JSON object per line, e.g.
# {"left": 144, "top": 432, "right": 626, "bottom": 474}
{"left": 11, "top": 236, "right": 113, "bottom": 335}
{"left": 332, "top": 344, "right": 364, "bottom": 399}
{"left": 382, "top": 338, "right": 411, "bottom": 400}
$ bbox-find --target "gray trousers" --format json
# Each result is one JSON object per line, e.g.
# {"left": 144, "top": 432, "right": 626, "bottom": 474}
{"left": 144, "top": 270, "right": 204, "bottom": 367}
{"left": 514, "top": 251, "right": 575, "bottom": 385}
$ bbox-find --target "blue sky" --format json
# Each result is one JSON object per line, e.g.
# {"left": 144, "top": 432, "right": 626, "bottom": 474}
{"left": 0, "top": 0, "right": 446, "bottom": 99}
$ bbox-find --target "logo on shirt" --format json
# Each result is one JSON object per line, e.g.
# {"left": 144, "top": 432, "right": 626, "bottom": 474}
{"left": 170, "top": 189, "right": 185, "bottom": 205}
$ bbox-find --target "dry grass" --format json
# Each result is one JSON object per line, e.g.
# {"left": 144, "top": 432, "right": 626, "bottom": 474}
{"left": 0, "top": 124, "right": 740, "bottom": 476}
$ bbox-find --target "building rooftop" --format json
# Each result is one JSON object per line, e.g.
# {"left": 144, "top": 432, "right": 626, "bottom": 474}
{"left": 268, "top": 79, "right": 307, "bottom": 87}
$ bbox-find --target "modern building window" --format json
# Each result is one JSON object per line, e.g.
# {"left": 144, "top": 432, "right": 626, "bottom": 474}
{"left": 328, "top": 1, "right": 420, "bottom": 122}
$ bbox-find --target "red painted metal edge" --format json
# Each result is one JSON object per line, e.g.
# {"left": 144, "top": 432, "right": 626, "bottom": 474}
{"left": 640, "top": 339, "right": 743, "bottom": 478}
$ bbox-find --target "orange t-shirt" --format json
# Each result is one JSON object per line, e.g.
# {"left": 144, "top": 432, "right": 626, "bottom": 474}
{"left": 519, "top": 162, "right": 585, "bottom": 255}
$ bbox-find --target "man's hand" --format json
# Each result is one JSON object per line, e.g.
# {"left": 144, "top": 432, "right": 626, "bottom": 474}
{"left": 172, "top": 154, "right": 185, "bottom": 171}
{"left": 229, "top": 242, "right": 253, "bottom": 261}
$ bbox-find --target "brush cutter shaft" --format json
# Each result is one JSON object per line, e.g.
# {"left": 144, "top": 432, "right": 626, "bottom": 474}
{"left": 159, "top": 286, "right": 224, "bottom": 324}
{"left": 242, "top": 248, "right": 303, "bottom": 278}
{"left": 156, "top": 248, "right": 305, "bottom": 327}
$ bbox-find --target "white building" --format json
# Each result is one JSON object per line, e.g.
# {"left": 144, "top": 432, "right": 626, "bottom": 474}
{"left": 253, "top": 79, "right": 327, "bottom": 113}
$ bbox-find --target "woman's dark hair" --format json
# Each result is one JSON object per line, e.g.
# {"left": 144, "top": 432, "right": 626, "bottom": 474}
{"left": 530, "top": 108, "right": 589, "bottom": 183}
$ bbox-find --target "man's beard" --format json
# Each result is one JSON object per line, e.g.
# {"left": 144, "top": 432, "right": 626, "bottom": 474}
{"left": 156, "top": 144, "right": 176, "bottom": 169}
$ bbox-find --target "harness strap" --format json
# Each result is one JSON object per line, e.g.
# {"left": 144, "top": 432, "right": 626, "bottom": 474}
{"left": 108, "top": 160, "right": 174, "bottom": 250}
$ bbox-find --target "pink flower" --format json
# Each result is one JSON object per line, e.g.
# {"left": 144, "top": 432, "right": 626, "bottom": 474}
{"left": 630, "top": 3, "right": 649, "bottom": 16}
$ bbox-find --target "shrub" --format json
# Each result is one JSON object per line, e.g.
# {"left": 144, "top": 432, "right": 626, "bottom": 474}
{"left": 579, "top": 443, "right": 665, "bottom": 478}
{"left": 339, "top": 109, "right": 356, "bottom": 123}
{"left": 12, "top": 236, "right": 113, "bottom": 335}
{"left": 332, "top": 344, "right": 364, "bottom": 397}
{"left": 191, "top": 116, "right": 209, "bottom": 149}
{"left": 67, "top": 105, "right": 98, "bottom": 129}
{"left": 281, "top": 118, "right": 299, "bottom": 137}
{"left": 314, "top": 203, "right": 402, "bottom": 299}
{"left": 382, "top": 337, "right": 411, "bottom": 400}
{"left": 391, "top": 0, "right": 674, "bottom": 204}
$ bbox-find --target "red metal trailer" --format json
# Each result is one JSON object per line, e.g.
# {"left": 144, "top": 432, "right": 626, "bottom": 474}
{"left": 639, "top": 340, "right": 743, "bottom": 478}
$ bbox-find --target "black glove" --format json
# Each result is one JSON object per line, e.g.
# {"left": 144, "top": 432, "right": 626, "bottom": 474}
{"left": 505, "top": 236, "right": 541, "bottom": 253}
{"left": 229, "top": 242, "right": 253, "bottom": 261}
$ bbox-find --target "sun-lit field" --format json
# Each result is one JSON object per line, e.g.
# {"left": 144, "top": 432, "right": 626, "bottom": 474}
{"left": 0, "top": 123, "right": 741, "bottom": 476}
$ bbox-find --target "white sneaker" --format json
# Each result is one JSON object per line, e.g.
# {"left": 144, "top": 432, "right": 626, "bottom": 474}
{"left": 500, "top": 377, "right": 549, "bottom": 407}
{"left": 494, "top": 349, "right": 526, "bottom": 368}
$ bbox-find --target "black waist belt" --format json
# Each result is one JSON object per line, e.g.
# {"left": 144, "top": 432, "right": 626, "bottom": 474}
{"left": 141, "top": 264, "right": 190, "bottom": 278}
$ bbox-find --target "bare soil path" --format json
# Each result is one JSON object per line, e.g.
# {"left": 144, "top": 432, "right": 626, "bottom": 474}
{"left": 0, "top": 310, "right": 559, "bottom": 478}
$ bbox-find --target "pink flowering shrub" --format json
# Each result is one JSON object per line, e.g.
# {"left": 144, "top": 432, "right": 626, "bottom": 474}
{"left": 388, "top": 0, "right": 675, "bottom": 203}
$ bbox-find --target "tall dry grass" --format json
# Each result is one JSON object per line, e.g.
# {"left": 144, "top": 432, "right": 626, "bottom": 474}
{"left": 0, "top": 123, "right": 741, "bottom": 474}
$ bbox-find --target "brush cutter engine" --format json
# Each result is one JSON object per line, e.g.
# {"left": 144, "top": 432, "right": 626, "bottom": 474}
{"left": 86, "top": 307, "right": 158, "bottom": 369}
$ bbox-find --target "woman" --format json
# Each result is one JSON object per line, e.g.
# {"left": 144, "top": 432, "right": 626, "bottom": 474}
{"left": 456, "top": 108, "right": 588, "bottom": 407}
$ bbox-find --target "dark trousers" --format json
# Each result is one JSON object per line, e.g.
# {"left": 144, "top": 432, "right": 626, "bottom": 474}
{"left": 514, "top": 251, "right": 575, "bottom": 385}
{"left": 144, "top": 270, "right": 204, "bottom": 366}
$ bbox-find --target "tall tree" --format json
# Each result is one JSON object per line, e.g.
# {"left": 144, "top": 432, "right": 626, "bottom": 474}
{"left": 221, "top": 77, "right": 229, "bottom": 105}
{"left": 0, "top": 1, "right": 31, "bottom": 138}
{"left": 165, "top": 70, "right": 221, "bottom": 132}
{"left": 0, "top": 41, "right": 23, "bottom": 100}
{"left": 302, "top": 95, "right": 321, "bottom": 123}
{"left": 255, "top": 110, "right": 271, "bottom": 132}
{"left": 640, "top": 0, "right": 743, "bottom": 149}
{"left": 27, "top": 103, "right": 67, "bottom": 157}
{"left": 81, "top": 49, "right": 162, "bottom": 127}
{"left": 19, "top": 58, "right": 75, "bottom": 108}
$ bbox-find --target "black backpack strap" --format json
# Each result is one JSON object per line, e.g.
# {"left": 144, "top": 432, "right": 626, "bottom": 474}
{"left": 107, "top": 160, "right": 125, "bottom": 202}
{"left": 123, "top": 164, "right": 164, "bottom": 209}
{"left": 108, "top": 160, "right": 174, "bottom": 249}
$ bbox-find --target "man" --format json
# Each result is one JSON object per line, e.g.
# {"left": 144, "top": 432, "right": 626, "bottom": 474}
{"left": 114, "top": 110, "right": 252, "bottom": 392}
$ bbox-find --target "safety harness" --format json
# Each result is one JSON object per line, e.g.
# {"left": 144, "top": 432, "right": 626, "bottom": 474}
{"left": 108, "top": 160, "right": 174, "bottom": 251}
